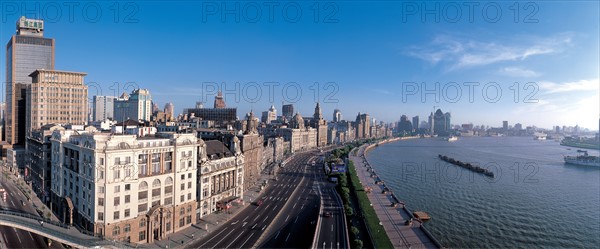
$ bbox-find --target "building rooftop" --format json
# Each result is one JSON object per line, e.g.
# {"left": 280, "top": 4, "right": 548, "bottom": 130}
{"left": 205, "top": 140, "right": 233, "bottom": 158}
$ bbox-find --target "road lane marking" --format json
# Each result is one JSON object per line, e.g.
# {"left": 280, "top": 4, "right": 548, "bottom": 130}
{"left": 198, "top": 227, "right": 229, "bottom": 247}
{"left": 285, "top": 215, "right": 290, "bottom": 222}
{"left": 285, "top": 233, "right": 291, "bottom": 242}
{"left": 262, "top": 216, "right": 269, "bottom": 222}
{"left": 14, "top": 230, "right": 22, "bottom": 244}
{"left": 331, "top": 224, "right": 334, "bottom": 232}
{"left": 274, "top": 231, "right": 281, "bottom": 239}
{"left": 253, "top": 215, "right": 261, "bottom": 221}
{"left": 209, "top": 229, "right": 235, "bottom": 249}
{"left": 239, "top": 232, "right": 254, "bottom": 248}
{"left": 294, "top": 216, "right": 298, "bottom": 223}
{"left": 224, "top": 230, "right": 245, "bottom": 248}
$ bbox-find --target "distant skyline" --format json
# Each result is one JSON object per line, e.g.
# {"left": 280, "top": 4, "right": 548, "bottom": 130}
{"left": 1, "top": 1, "right": 598, "bottom": 130}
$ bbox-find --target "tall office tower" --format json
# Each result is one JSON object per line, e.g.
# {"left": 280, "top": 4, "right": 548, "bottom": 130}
{"left": 412, "top": 116, "right": 419, "bottom": 130}
{"left": 333, "top": 109, "right": 342, "bottom": 122}
{"left": 214, "top": 91, "right": 226, "bottom": 108}
{"left": 93, "top": 96, "right": 116, "bottom": 121}
{"left": 282, "top": 104, "right": 294, "bottom": 120}
{"left": 26, "top": 70, "right": 88, "bottom": 132}
{"left": 6, "top": 16, "right": 55, "bottom": 145}
{"left": 114, "top": 89, "right": 153, "bottom": 122}
{"left": 164, "top": 102, "right": 175, "bottom": 121}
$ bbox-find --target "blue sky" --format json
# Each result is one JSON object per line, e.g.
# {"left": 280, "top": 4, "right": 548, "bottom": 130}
{"left": 1, "top": 1, "right": 598, "bottom": 130}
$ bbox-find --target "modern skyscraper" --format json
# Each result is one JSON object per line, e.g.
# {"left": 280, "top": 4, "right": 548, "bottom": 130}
{"left": 412, "top": 116, "right": 419, "bottom": 130}
{"left": 261, "top": 105, "right": 277, "bottom": 124}
{"left": 26, "top": 70, "right": 88, "bottom": 132}
{"left": 433, "top": 109, "right": 451, "bottom": 135}
{"left": 333, "top": 109, "right": 342, "bottom": 122}
{"left": 6, "top": 16, "right": 55, "bottom": 145}
{"left": 282, "top": 104, "right": 294, "bottom": 120}
{"left": 114, "top": 89, "right": 152, "bottom": 122}
{"left": 164, "top": 102, "right": 175, "bottom": 120}
{"left": 92, "top": 96, "right": 116, "bottom": 121}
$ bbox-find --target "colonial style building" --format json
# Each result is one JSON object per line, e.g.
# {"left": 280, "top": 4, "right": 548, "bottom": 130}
{"left": 197, "top": 138, "right": 244, "bottom": 219}
{"left": 312, "top": 103, "right": 328, "bottom": 147}
{"left": 26, "top": 124, "right": 64, "bottom": 204}
{"left": 50, "top": 131, "right": 199, "bottom": 244}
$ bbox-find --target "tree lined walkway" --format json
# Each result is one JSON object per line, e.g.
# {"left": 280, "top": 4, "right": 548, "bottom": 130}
{"left": 350, "top": 144, "right": 439, "bottom": 249}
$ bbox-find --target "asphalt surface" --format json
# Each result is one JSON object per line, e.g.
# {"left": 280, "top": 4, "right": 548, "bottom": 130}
{"left": 0, "top": 174, "right": 60, "bottom": 249}
{"left": 191, "top": 152, "right": 318, "bottom": 249}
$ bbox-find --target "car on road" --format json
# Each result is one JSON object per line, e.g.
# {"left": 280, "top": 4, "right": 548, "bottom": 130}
{"left": 255, "top": 199, "right": 264, "bottom": 206}
{"left": 324, "top": 211, "right": 332, "bottom": 217}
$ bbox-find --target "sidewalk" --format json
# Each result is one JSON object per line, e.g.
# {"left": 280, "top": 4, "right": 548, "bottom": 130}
{"left": 153, "top": 163, "right": 281, "bottom": 249}
{"left": 350, "top": 144, "right": 438, "bottom": 249}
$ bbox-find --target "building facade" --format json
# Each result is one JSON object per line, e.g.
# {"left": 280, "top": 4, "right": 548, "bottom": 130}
{"left": 6, "top": 16, "right": 55, "bottom": 146}
{"left": 312, "top": 103, "right": 328, "bottom": 147}
{"left": 26, "top": 124, "right": 64, "bottom": 204}
{"left": 93, "top": 96, "right": 116, "bottom": 121}
{"left": 26, "top": 69, "right": 88, "bottom": 133}
{"left": 114, "top": 89, "right": 153, "bottom": 122}
{"left": 197, "top": 139, "right": 244, "bottom": 219}
{"left": 50, "top": 131, "right": 199, "bottom": 244}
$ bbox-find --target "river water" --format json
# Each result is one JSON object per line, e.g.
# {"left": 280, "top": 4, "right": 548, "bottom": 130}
{"left": 366, "top": 136, "right": 600, "bottom": 248}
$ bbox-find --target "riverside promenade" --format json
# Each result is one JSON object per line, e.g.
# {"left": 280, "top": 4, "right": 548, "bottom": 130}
{"left": 350, "top": 138, "right": 441, "bottom": 249}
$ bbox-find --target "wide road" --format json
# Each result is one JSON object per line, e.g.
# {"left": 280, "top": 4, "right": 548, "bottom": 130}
{"left": 0, "top": 174, "right": 60, "bottom": 249}
{"left": 258, "top": 154, "right": 322, "bottom": 248}
{"left": 316, "top": 184, "right": 347, "bottom": 249}
{"left": 190, "top": 152, "right": 317, "bottom": 249}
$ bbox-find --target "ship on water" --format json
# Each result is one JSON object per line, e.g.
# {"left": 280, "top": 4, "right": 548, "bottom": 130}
{"left": 446, "top": 136, "right": 458, "bottom": 142}
{"left": 564, "top": 150, "right": 600, "bottom": 167}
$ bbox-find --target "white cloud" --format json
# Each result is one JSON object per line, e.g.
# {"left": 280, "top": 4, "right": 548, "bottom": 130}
{"left": 512, "top": 78, "right": 599, "bottom": 129}
{"left": 499, "top": 67, "right": 540, "bottom": 77}
{"left": 406, "top": 33, "right": 573, "bottom": 71}
{"left": 538, "top": 79, "right": 599, "bottom": 94}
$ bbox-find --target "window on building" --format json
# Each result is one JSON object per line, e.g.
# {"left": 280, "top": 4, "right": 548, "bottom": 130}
{"left": 113, "top": 226, "right": 120, "bottom": 236}
{"left": 187, "top": 182, "right": 192, "bottom": 189}
{"left": 125, "top": 195, "right": 130, "bottom": 203}
{"left": 98, "top": 212, "right": 104, "bottom": 221}
{"left": 114, "top": 211, "right": 119, "bottom": 220}
{"left": 187, "top": 193, "right": 191, "bottom": 200}
{"left": 188, "top": 173, "right": 192, "bottom": 179}
{"left": 139, "top": 231, "right": 146, "bottom": 241}
{"left": 124, "top": 209, "right": 130, "bottom": 218}
{"left": 99, "top": 186, "right": 105, "bottom": 193}
{"left": 180, "top": 195, "right": 184, "bottom": 202}
{"left": 152, "top": 163, "right": 160, "bottom": 174}
{"left": 164, "top": 197, "right": 172, "bottom": 205}
{"left": 180, "top": 183, "right": 185, "bottom": 191}
{"left": 114, "top": 185, "right": 120, "bottom": 193}
{"left": 98, "top": 198, "right": 104, "bottom": 206}
{"left": 138, "top": 203, "right": 147, "bottom": 213}
{"left": 138, "top": 191, "right": 148, "bottom": 201}
{"left": 179, "top": 218, "right": 184, "bottom": 227}
{"left": 114, "top": 197, "right": 120, "bottom": 206}
{"left": 124, "top": 224, "right": 131, "bottom": 233}
{"left": 139, "top": 181, "right": 148, "bottom": 190}
{"left": 113, "top": 169, "right": 120, "bottom": 180}
{"left": 125, "top": 184, "right": 130, "bottom": 191}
